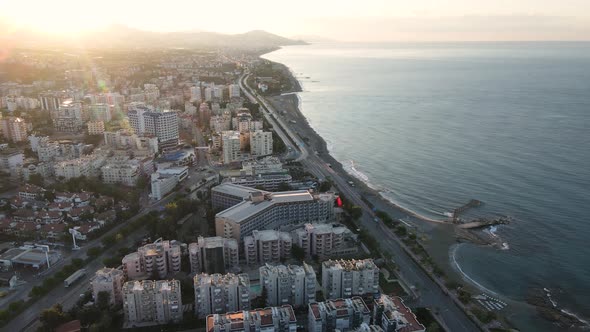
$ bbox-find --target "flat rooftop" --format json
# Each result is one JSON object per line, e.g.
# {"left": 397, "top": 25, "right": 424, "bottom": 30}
{"left": 216, "top": 190, "right": 314, "bottom": 222}
{"left": 212, "top": 183, "right": 268, "bottom": 199}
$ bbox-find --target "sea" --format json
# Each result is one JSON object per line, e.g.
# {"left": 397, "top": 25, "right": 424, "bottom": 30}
{"left": 263, "top": 42, "right": 590, "bottom": 331}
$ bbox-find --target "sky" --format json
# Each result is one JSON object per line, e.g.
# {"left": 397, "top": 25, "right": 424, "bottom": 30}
{"left": 1, "top": 0, "right": 590, "bottom": 41}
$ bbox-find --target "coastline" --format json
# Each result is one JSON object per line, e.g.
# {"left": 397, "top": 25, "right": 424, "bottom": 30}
{"left": 258, "top": 47, "right": 590, "bottom": 331}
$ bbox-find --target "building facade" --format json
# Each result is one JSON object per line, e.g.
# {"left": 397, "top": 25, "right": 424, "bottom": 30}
{"left": 322, "top": 259, "right": 380, "bottom": 300}
{"left": 308, "top": 297, "right": 371, "bottom": 332}
{"left": 194, "top": 273, "right": 251, "bottom": 319}
{"left": 249, "top": 130, "right": 273, "bottom": 157}
{"left": 259, "top": 263, "right": 316, "bottom": 307}
{"left": 206, "top": 305, "right": 297, "bottom": 332}
{"left": 244, "top": 230, "right": 292, "bottom": 265}
{"left": 123, "top": 279, "right": 182, "bottom": 325}
{"left": 122, "top": 240, "right": 182, "bottom": 280}
{"left": 92, "top": 268, "right": 126, "bottom": 305}
{"left": 188, "top": 236, "right": 239, "bottom": 274}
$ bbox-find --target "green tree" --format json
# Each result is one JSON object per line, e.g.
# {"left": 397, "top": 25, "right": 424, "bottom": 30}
{"left": 291, "top": 244, "right": 306, "bottom": 261}
{"left": 39, "top": 304, "right": 68, "bottom": 332}
{"left": 28, "top": 173, "right": 44, "bottom": 186}
{"left": 276, "top": 182, "right": 291, "bottom": 191}
{"left": 96, "top": 291, "right": 111, "bottom": 311}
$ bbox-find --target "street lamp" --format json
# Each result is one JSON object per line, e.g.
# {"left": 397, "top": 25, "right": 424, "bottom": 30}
{"left": 69, "top": 228, "right": 81, "bottom": 250}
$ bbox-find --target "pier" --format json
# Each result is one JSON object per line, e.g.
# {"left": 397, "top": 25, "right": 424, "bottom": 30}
{"left": 458, "top": 216, "right": 511, "bottom": 229}
{"left": 452, "top": 199, "right": 482, "bottom": 223}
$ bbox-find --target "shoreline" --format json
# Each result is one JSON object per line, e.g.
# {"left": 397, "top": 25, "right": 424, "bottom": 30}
{"left": 258, "top": 47, "right": 590, "bottom": 331}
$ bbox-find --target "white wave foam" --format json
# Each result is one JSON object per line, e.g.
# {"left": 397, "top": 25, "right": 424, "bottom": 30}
{"left": 342, "top": 160, "right": 381, "bottom": 191}
{"left": 450, "top": 244, "right": 501, "bottom": 297}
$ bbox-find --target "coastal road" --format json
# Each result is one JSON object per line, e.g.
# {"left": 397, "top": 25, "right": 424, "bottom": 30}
{"left": 242, "top": 73, "right": 482, "bottom": 331}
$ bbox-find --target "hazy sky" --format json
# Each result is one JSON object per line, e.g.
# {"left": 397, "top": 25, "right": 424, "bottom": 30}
{"left": 2, "top": 0, "right": 590, "bottom": 41}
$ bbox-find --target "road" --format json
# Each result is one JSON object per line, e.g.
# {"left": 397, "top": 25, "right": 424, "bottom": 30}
{"left": 242, "top": 73, "right": 482, "bottom": 332}
{"left": 5, "top": 191, "right": 180, "bottom": 332}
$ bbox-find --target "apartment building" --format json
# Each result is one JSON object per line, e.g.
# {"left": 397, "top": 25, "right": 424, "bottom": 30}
{"left": 88, "top": 103, "right": 112, "bottom": 122}
{"left": 123, "top": 279, "right": 182, "bottom": 325}
{"left": 1, "top": 117, "right": 28, "bottom": 142}
{"left": 322, "top": 259, "right": 380, "bottom": 300}
{"left": 92, "top": 268, "right": 126, "bottom": 305}
{"left": 211, "top": 183, "right": 269, "bottom": 211}
{"left": 87, "top": 120, "right": 105, "bottom": 135}
{"left": 122, "top": 240, "right": 182, "bottom": 280}
{"left": 222, "top": 130, "right": 241, "bottom": 164}
{"left": 215, "top": 189, "right": 336, "bottom": 242}
{"left": 308, "top": 297, "right": 371, "bottom": 332}
{"left": 194, "top": 273, "right": 251, "bottom": 318}
{"left": 54, "top": 157, "right": 93, "bottom": 180}
{"left": 244, "top": 230, "right": 292, "bottom": 265}
{"left": 373, "top": 295, "right": 426, "bottom": 332}
{"left": 292, "top": 223, "right": 357, "bottom": 258}
{"left": 206, "top": 305, "right": 297, "bottom": 332}
{"left": 249, "top": 130, "right": 273, "bottom": 157}
{"left": 128, "top": 105, "right": 179, "bottom": 148}
{"left": 188, "top": 236, "right": 239, "bottom": 274}
{"left": 259, "top": 263, "right": 316, "bottom": 307}
{"left": 101, "top": 163, "right": 140, "bottom": 186}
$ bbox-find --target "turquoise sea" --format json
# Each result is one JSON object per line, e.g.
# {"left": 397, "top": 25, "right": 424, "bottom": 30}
{"left": 263, "top": 42, "right": 590, "bottom": 331}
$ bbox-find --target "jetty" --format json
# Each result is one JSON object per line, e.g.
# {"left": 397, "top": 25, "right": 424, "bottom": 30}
{"left": 452, "top": 199, "right": 482, "bottom": 223}
{"left": 458, "top": 216, "right": 511, "bottom": 229}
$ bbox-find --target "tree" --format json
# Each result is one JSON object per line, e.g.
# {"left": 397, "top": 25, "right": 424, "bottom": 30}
{"left": 276, "top": 182, "right": 291, "bottom": 191}
{"left": 96, "top": 291, "right": 111, "bottom": 311}
{"left": 349, "top": 206, "right": 363, "bottom": 220}
{"left": 291, "top": 244, "right": 306, "bottom": 261}
{"left": 28, "top": 173, "right": 44, "bottom": 186}
{"left": 39, "top": 304, "right": 68, "bottom": 332}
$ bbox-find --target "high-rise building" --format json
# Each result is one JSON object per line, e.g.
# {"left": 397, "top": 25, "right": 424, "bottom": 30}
{"left": 101, "top": 163, "right": 140, "bottom": 186}
{"left": 199, "top": 102, "right": 211, "bottom": 127}
{"left": 249, "top": 130, "right": 273, "bottom": 157}
{"left": 87, "top": 121, "right": 105, "bottom": 135}
{"left": 229, "top": 84, "right": 241, "bottom": 98}
{"left": 122, "top": 240, "right": 182, "bottom": 280}
{"left": 92, "top": 268, "right": 126, "bottom": 305}
{"left": 194, "top": 273, "right": 251, "bottom": 319}
{"left": 123, "top": 280, "right": 182, "bottom": 325}
{"left": 189, "top": 236, "right": 239, "bottom": 274}
{"left": 211, "top": 183, "right": 269, "bottom": 211}
{"left": 1, "top": 117, "right": 28, "bottom": 142}
{"left": 259, "top": 263, "right": 316, "bottom": 307}
{"left": 88, "top": 103, "right": 112, "bottom": 122}
{"left": 292, "top": 223, "right": 356, "bottom": 258}
{"left": 373, "top": 295, "right": 426, "bottom": 332}
{"left": 308, "top": 297, "right": 371, "bottom": 332}
{"left": 322, "top": 259, "right": 379, "bottom": 300}
{"left": 222, "top": 131, "right": 241, "bottom": 164}
{"left": 51, "top": 100, "right": 84, "bottom": 132}
{"left": 215, "top": 188, "right": 336, "bottom": 242}
{"left": 206, "top": 305, "right": 297, "bottom": 332}
{"left": 244, "top": 230, "right": 292, "bottom": 265}
{"left": 127, "top": 104, "right": 178, "bottom": 148}
{"left": 190, "top": 86, "right": 202, "bottom": 102}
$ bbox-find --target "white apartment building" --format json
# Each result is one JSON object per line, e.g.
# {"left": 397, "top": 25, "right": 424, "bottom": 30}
{"left": 259, "top": 263, "right": 316, "bottom": 307}
{"left": 36, "top": 141, "right": 60, "bottom": 161}
{"left": 54, "top": 157, "right": 92, "bottom": 180}
{"left": 373, "top": 295, "right": 426, "bottom": 332}
{"left": 1, "top": 117, "right": 28, "bottom": 142}
{"left": 188, "top": 236, "right": 239, "bottom": 274}
{"left": 222, "top": 130, "right": 241, "bottom": 164}
{"left": 206, "top": 305, "right": 297, "bottom": 332}
{"left": 224, "top": 173, "right": 293, "bottom": 191}
{"left": 308, "top": 297, "right": 371, "bottom": 332}
{"left": 244, "top": 230, "right": 292, "bottom": 265}
{"left": 322, "top": 259, "right": 380, "bottom": 300}
{"left": 190, "top": 86, "right": 202, "bottom": 102}
{"left": 88, "top": 103, "right": 112, "bottom": 122}
{"left": 0, "top": 149, "right": 24, "bottom": 172}
{"left": 128, "top": 105, "right": 179, "bottom": 148}
{"left": 241, "top": 156, "right": 286, "bottom": 176}
{"left": 292, "top": 223, "right": 356, "bottom": 258}
{"left": 122, "top": 240, "right": 182, "bottom": 280}
{"left": 250, "top": 130, "right": 273, "bottom": 157}
{"left": 211, "top": 183, "right": 269, "bottom": 211}
{"left": 150, "top": 172, "right": 178, "bottom": 200}
{"left": 232, "top": 113, "right": 263, "bottom": 133}
{"left": 210, "top": 115, "right": 231, "bottom": 133}
{"left": 52, "top": 100, "right": 84, "bottom": 132}
{"left": 194, "top": 273, "right": 251, "bottom": 318}
{"left": 101, "top": 163, "right": 140, "bottom": 186}
{"left": 229, "top": 84, "right": 241, "bottom": 98}
{"left": 87, "top": 120, "right": 105, "bottom": 135}
{"left": 123, "top": 279, "right": 182, "bottom": 325}
{"left": 92, "top": 268, "right": 126, "bottom": 305}
{"left": 215, "top": 188, "right": 336, "bottom": 242}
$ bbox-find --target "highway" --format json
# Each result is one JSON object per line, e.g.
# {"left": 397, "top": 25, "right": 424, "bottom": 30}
{"left": 241, "top": 73, "right": 483, "bottom": 332}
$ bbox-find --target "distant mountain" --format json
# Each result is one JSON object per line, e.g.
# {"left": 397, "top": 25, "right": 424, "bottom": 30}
{"left": 0, "top": 22, "right": 307, "bottom": 51}
{"left": 291, "top": 35, "right": 337, "bottom": 43}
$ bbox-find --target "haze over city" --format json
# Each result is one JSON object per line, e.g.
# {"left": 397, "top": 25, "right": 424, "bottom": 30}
{"left": 2, "top": 0, "right": 590, "bottom": 41}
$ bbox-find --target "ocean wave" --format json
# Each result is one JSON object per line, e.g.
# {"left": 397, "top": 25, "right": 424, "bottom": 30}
{"left": 342, "top": 160, "right": 382, "bottom": 191}
{"left": 544, "top": 288, "right": 590, "bottom": 327}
